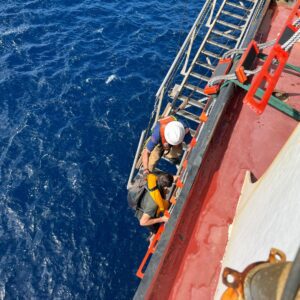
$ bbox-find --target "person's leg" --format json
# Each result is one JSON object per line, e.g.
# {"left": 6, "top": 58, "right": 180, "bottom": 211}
{"left": 148, "top": 144, "right": 163, "bottom": 171}
{"left": 165, "top": 144, "right": 183, "bottom": 162}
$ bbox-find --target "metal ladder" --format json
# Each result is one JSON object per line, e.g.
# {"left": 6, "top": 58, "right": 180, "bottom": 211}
{"left": 171, "top": 0, "right": 259, "bottom": 126}
{"left": 158, "top": 0, "right": 261, "bottom": 169}
{"left": 127, "top": 0, "right": 266, "bottom": 188}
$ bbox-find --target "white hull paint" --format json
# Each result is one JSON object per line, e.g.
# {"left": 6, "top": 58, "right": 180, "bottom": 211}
{"left": 215, "top": 124, "right": 300, "bottom": 299}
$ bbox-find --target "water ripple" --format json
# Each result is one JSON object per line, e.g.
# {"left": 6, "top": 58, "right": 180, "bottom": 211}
{"left": 0, "top": 0, "right": 200, "bottom": 298}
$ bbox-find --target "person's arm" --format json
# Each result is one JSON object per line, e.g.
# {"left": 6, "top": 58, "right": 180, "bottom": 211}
{"left": 142, "top": 148, "right": 150, "bottom": 175}
{"left": 139, "top": 213, "right": 169, "bottom": 226}
{"left": 142, "top": 124, "right": 160, "bottom": 173}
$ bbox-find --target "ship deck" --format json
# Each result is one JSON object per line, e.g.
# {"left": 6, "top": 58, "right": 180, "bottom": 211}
{"left": 141, "top": 2, "right": 300, "bottom": 299}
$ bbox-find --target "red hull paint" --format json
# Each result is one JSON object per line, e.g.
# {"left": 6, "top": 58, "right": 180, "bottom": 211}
{"left": 145, "top": 3, "right": 300, "bottom": 299}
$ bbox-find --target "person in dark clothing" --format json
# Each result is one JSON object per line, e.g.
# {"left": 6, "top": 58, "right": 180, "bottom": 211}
{"left": 135, "top": 173, "right": 174, "bottom": 234}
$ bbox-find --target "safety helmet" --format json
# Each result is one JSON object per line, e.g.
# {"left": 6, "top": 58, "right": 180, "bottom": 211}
{"left": 164, "top": 121, "right": 185, "bottom": 145}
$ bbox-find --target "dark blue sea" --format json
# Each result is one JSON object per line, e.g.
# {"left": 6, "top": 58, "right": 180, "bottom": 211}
{"left": 0, "top": 1, "right": 201, "bottom": 299}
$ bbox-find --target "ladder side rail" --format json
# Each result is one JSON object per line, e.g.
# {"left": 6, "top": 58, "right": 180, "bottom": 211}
{"left": 155, "top": 0, "right": 215, "bottom": 102}
{"left": 170, "top": 0, "right": 229, "bottom": 107}
{"left": 127, "top": 130, "right": 146, "bottom": 189}
{"left": 206, "top": 0, "right": 218, "bottom": 27}
{"left": 153, "top": 87, "right": 165, "bottom": 127}
{"left": 181, "top": 27, "right": 197, "bottom": 76}
{"left": 238, "top": 0, "right": 269, "bottom": 50}
{"left": 173, "top": 0, "right": 262, "bottom": 110}
{"left": 153, "top": 2, "right": 215, "bottom": 125}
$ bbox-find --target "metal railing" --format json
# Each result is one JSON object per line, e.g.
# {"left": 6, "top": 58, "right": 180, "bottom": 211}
{"left": 127, "top": 0, "right": 219, "bottom": 188}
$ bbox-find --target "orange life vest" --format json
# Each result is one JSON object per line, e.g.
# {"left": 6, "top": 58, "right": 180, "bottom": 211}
{"left": 159, "top": 115, "right": 177, "bottom": 149}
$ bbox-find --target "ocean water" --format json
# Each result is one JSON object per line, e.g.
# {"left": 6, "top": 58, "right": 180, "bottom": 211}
{"left": 0, "top": 0, "right": 201, "bottom": 299}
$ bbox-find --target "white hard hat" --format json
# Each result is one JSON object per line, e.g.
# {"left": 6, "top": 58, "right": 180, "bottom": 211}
{"left": 164, "top": 121, "right": 185, "bottom": 145}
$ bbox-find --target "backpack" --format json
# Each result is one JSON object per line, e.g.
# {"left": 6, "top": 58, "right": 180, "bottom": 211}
{"left": 127, "top": 174, "right": 147, "bottom": 211}
{"left": 127, "top": 173, "right": 159, "bottom": 211}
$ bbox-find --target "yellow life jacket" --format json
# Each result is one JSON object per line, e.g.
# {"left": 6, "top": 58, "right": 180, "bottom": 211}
{"left": 147, "top": 173, "right": 170, "bottom": 216}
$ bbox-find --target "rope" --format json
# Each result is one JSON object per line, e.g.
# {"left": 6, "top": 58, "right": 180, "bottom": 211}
{"left": 258, "top": 39, "right": 276, "bottom": 49}
{"left": 244, "top": 66, "right": 262, "bottom": 76}
{"left": 208, "top": 17, "right": 300, "bottom": 86}
{"left": 222, "top": 38, "right": 276, "bottom": 59}
{"left": 282, "top": 27, "right": 300, "bottom": 51}
{"left": 207, "top": 65, "right": 262, "bottom": 86}
{"left": 207, "top": 73, "right": 236, "bottom": 86}
{"left": 223, "top": 17, "right": 300, "bottom": 59}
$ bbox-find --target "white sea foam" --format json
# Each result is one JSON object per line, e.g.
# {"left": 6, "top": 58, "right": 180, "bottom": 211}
{"left": 6, "top": 206, "right": 25, "bottom": 236}
{"left": 104, "top": 154, "right": 113, "bottom": 167}
{"left": 25, "top": 165, "right": 34, "bottom": 178}
{"left": 55, "top": 120, "right": 72, "bottom": 139}
{"left": 108, "top": 97, "right": 116, "bottom": 104}
{"left": 95, "top": 28, "right": 104, "bottom": 33}
{"left": 0, "top": 285, "right": 5, "bottom": 300}
{"left": 1, "top": 24, "right": 29, "bottom": 37}
{"left": 37, "top": 77, "right": 47, "bottom": 87}
{"left": 105, "top": 74, "right": 118, "bottom": 84}
{"left": 0, "top": 119, "right": 28, "bottom": 173}
{"left": 51, "top": 233, "right": 62, "bottom": 253}
{"left": 95, "top": 119, "right": 110, "bottom": 130}
{"left": 66, "top": 162, "right": 81, "bottom": 191}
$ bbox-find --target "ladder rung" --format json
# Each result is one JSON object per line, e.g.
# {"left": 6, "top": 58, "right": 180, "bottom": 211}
{"left": 222, "top": 10, "right": 247, "bottom": 21}
{"left": 212, "top": 29, "right": 237, "bottom": 41}
{"left": 226, "top": 2, "right": 251, "bottom": 12}
{"left": 190, "top": 72, "right": 210, "bottom": 82}
{"left": 216, "top": 20, "right": 242, "bottom": 31}
{"left": 202, "top": 50, "right": 222, "bottom": 60}
{"left": 184, "top": 83, "right": 205, "bottom": 94}
{"left": 195, "top": 61, "right": 216, "bottom": 71}
{"left": 176, "top": 110, "right": 201, "bottom": 124}
{"left": 206, "top": 39, "right": 231, "bottom": 50}
{"left": 178, "top": 95, "right": 205, "bottom": 109}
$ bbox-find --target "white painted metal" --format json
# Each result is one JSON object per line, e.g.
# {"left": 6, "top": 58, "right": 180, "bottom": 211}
{"left": 206, "top": 0, "right": 218, "bottom": 27}
{"left": 214, "top": 124, "right": 300, "bottom": 299}
{"left": 127, "top": 130, "right": 146, "bottom": 189}
{"left": 154, "top": 0, "right": 216, "bottom": 114}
